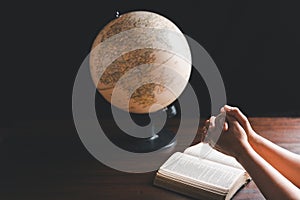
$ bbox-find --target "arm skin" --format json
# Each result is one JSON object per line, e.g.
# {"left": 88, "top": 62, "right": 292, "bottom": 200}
{"left": 223, "top": 105, "right": 300, "bottom": 188}
{"left": 248, "top": 131, "right": 300, "bottom": 188}
{"left": 237, "top": 142, "right": 300, "bottom": 200}
{"left": 203, "top": 105, "right": 300, "bottom": 199}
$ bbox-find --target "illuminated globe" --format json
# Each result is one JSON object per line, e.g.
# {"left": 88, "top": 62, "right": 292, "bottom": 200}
{"left": 90, "top": 11, "right": 192, "bottom": 114}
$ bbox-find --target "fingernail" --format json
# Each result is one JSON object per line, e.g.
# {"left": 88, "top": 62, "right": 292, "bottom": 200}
{"left": 224, "top": 105, "right": 232, "bottom": 111}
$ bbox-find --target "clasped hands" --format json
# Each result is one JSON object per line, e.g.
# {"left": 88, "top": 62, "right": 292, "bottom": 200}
{"left": 202, "top": 105, "right": 255, "bottom": 159}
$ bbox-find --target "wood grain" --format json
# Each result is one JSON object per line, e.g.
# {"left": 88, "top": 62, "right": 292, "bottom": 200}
{"left": 1, "top": 118, "right": 299, "bottom": 200}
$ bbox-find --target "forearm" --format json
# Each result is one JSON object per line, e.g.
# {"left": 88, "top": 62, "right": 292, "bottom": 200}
{"left": 248, "top": 131, "right": 300, "bottom": 187}
{"left": 237, "top": 143, "right": 300, "bottom": 200}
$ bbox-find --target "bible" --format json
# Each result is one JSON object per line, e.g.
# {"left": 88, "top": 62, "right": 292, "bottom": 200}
{"left": 153, "top": 143, "right": 251, "bottom": 200}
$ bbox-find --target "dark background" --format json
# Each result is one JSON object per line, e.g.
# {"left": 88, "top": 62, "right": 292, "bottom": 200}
{"left": 4, "top": 0, "right": 300, "bottom": 124}
{"left": 1, "top": 1, "right": 300, "bottom": 199}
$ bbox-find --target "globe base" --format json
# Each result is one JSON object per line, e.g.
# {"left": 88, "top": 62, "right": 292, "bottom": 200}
{"left": 98, "top": 104, "right": 178, "bottom": 153}
{"left": 115, "top": 128, "right": 177, "bottom": 153}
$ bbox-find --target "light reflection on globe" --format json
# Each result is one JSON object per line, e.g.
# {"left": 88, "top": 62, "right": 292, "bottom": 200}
{"left": 89, "top": 11, "right": 192, "bottom": 113}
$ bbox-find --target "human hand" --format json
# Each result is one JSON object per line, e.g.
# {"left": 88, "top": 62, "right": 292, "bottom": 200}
{"left": 222, "top": 105, "right": 257, "bottom": 141}
{"left": 202, "top": 106, "right": 251, "bottom": 158}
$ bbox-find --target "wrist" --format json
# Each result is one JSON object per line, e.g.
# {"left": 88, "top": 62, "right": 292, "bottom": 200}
{"left": 234, "top": 141, "right": 253, "bottom": 162}
{"left": 247, "top": 129, "right": 259, "bottom": 144}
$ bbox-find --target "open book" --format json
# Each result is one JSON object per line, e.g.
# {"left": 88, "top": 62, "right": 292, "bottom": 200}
{"left": 153, "top": 143, "right": 251, "bottom": 200}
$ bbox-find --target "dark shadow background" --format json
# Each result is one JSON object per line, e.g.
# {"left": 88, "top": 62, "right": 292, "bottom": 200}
{"left": 4, "top": 0, "right": 300, "bottom": 124}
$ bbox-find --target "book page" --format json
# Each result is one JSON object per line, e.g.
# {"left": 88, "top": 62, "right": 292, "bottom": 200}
{"left": 160, "top": 152, "right": 245, "bottom": 191}
{"left": 184, "top": 143, "right": 244, "bottom": 170}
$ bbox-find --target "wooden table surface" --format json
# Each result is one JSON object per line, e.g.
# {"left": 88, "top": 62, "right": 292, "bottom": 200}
{"left": 1, "top": 118, "right": 300, "bottom": 200}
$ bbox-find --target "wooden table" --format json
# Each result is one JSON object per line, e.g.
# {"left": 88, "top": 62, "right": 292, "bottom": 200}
{"left": 1, "top": 118, "right": 300, "bottom": 200}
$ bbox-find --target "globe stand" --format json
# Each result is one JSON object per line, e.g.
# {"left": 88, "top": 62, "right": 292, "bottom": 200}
{"left": 134, "top": 129, "right": 176, "bottom": 152}
{"left": 130, "top": 104, "right": 177, "bottom": 153}
{"left": 99, "top": 104, "right": 178, "bottom": 153}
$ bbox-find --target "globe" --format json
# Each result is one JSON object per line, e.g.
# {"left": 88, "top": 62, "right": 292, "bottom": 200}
{"left": 89, "top": 11, "right": 192, "bottom": 114}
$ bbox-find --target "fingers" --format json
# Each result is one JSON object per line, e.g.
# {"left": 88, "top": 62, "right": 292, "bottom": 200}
{"left": 205, "top": 114, "right": 225, "bottom": 134}
{"left": 201, "top": 119, "right": 210, "bottom": 142}
{"left": 222, "top": 105, "right": 249, "bottom": 128}
{"left": 223, "top": 121, "right": 228, "bottom": 131}
{"left": 225, "top": 113, "right": 238, "bottom": 127}
{"left": 202, "top": 112, "right": 228, "bottom": 143}
{"left": 209, "top": 116, "right": 216, "bottom": 127}
{"left": 202, "top": 114, "right": 226, "bottom": 145}
{"left": 202, "top": 126, "right": 207, "bottom": 142}
{"left": 215, "top": 112, "right": 226, "bottom": 131}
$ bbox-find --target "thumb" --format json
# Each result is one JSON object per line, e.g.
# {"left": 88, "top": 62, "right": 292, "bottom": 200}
{"left": 223, "top": 121, "right": 229, "bottom": 131}
{"left": 226, "top": 114, "right": 239, "bottom": 127}
{"left": 215, "top": 112, "right": 226, "bottom": 130}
